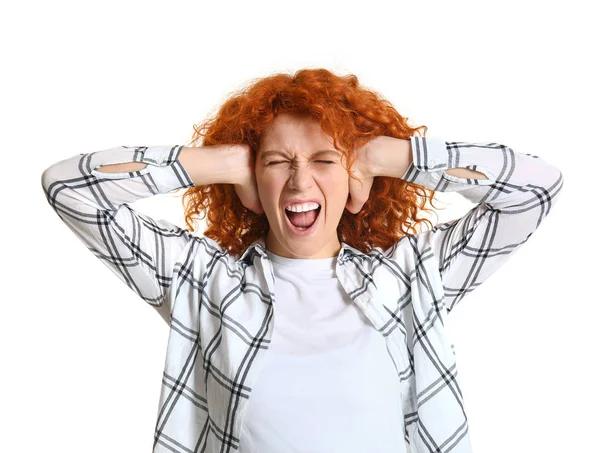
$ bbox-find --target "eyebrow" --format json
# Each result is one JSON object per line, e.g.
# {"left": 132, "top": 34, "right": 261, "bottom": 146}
{"left": 260, "top": 150, "right": 341, "bottom": 160}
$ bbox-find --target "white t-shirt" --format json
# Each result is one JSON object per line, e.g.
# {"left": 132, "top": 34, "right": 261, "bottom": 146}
{"left": 239, "top": 249, "right": 407, "bottom": 453}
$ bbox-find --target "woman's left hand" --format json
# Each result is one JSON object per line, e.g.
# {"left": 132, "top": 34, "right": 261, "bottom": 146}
{"left": 345, "top": 136, "right": 413, "bottom": 214}
{"left": 345, "top": 139, "right": 377, "bottom": 214}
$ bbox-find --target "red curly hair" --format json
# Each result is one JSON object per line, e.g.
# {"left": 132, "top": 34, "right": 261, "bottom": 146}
{"left": 182, "top": 68, "right": 438, "bottom": 257}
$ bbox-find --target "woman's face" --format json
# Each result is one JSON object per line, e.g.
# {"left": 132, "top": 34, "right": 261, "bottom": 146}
{"left": 256, "top": 113, "right": 350, "bottom": 259}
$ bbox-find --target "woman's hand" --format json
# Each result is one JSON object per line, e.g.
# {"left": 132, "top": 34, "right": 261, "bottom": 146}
{"left": 233, "top": 144, "right": 264, "bottom": 215}
{"left": 345, "top": 136, "right": 413, "bottom": 214}
{"left": 345, "top": 139, "right": 376, "bottom": 214}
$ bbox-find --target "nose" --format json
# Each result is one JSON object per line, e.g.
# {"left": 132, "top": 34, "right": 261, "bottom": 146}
{"left": 287, "top": 162, "right": 314, "bottom": 192}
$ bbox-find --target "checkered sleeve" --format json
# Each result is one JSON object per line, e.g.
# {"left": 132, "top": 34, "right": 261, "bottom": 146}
{"left": 402, "top": 136, "right": 564, "bottom": 314}
{"left": 41, "top": 145, "right": 196, "bottom": 323}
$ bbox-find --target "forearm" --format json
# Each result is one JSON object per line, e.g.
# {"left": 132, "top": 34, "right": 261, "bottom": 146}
{"left": 97, "top": 161, "right": 148, "bottom": 172}
{"left": 178, "top": 144, "right": 249, "bottom": 186}
{"left": 42, "top": 145, "right": 195, "bottom": 210}
{"left": 402, "top": 136, "right": 563, "bottom": 207}
{"left": 445, "top": 167, "right": 487, "bottom": 179}
{"left": 97, "top": 144, "right": 249, "bottom": 187}
{"left": 370, "top": 137, "right": 487, "bottom": 180}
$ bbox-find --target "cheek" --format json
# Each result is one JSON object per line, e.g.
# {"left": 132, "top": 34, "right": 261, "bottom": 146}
{"left": 319, "top": 172, "right": 350, "bottom": 206}
{"left": 329, "top": 171, "right": 350, "bottom": 193}
{"left": 256, "top": 174, "right": 282, "bottom": 202}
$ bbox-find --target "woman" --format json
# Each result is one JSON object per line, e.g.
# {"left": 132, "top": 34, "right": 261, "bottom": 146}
{"left": 41, "top": 68, "right": 563, "bottom": 453}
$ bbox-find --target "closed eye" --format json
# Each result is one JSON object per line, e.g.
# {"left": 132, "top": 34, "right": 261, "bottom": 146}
{"left": 266, "top": 161, "right": 335, "bottom": 166}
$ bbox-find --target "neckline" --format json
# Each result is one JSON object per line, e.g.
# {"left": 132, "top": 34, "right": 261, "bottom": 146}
{"left": 265, "top": 249, "right": 337, "bottom": 272}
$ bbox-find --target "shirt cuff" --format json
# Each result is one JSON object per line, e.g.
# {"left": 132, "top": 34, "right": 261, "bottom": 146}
{"left": 401, "top": 136, "right": 449, "bottom": 185}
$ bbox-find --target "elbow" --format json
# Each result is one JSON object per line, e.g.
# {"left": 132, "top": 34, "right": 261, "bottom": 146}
{"left": 551, "top": 168, "right": 565, "bottom": 201}
{"left": 41, "top": 165, "right": 57, "bottom": 193}
{"left": 543, "top": 161, "right": 564, "bottom": 200}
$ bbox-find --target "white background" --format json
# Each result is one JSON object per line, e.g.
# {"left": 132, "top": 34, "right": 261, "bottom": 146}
{"left": 2, "top": 0, "right": 598, "bottom": 452}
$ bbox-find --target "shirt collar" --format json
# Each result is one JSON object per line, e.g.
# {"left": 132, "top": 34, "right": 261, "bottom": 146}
{"left": 235, "top": 236, "right": 368, "bottom": 266}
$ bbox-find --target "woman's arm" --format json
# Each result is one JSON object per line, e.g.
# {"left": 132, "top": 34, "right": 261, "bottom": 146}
{"left": 40, "top": 144, "right": 247, "bottom": 324}
{"left": 378, "top": 136, "right": 564, "bottom": 314}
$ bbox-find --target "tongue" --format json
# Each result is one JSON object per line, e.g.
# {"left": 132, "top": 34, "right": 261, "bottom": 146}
{"left": 288, "top": 209, "right": 318, "bottom": 228}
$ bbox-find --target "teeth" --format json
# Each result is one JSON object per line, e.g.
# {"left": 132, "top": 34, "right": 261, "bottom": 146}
{"left": 285, "top": 202, "right": 320, "bottom": 213}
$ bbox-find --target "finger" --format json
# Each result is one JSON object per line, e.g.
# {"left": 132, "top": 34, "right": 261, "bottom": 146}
{"left": 346, "top": 173, "right": 372, "bottom": 214}
{"left": 355, "top": 178, "right": 373, "bottom": 213}
{"left": 345, "top": 175, "right": 358, "bottom": 213}
{"left": 254, "top": 198, "right": 264, "bottom": 215}
{"left": 348, "top": 174, "right": 364, "bottom": 214}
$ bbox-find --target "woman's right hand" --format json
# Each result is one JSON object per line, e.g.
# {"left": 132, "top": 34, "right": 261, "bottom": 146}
{"left": 233, "top": 144, "right": 264, "bottom": 215}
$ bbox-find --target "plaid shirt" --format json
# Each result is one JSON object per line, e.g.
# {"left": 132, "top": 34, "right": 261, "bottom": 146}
{"left": 41, "top": 136, "right": 563, "bottom": 453}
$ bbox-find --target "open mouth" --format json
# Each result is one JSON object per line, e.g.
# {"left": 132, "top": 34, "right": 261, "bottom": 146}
{"left": 284, "top": 206, "right": 322, "bottom": 233}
